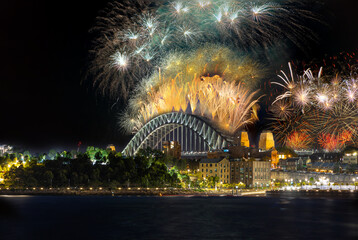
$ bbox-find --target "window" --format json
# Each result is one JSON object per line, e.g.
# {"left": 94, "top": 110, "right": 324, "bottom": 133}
{"left": 206, "top": 164, "right": 208, "bottom": 167}
{"left": 206, "top": 169, "right": 208, "bottom": 172}
{"left": 215, "top": 169, "right": 217, "bottom": 172}
{"left": 210, "top": 164, "right": 212, "bottom": 167}
{"left": 202, "top": 169, "right": 204, "bottom": 172}
{"left": 215, "top": 164, "right": 217, "bottom": 167}
{"left": 210, "top": 170, "right": 212, "bottom": 173}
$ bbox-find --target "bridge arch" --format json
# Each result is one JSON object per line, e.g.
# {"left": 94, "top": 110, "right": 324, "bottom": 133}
{"left": 122, "top": 112, "right": 233, "bottom": 156}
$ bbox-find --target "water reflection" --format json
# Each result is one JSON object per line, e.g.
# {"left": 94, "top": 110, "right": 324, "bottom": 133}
{"left": 0, "top": 196, "right": 357, "bottom": 240}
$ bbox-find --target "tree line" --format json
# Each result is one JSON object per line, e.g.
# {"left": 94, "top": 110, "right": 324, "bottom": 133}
{"left": 0, "top": 148, "right": 187, "bottom": 189}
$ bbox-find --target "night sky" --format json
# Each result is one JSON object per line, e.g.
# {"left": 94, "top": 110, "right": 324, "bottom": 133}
{"left": 1, "top": 0, "right": 357, "bottom": 153}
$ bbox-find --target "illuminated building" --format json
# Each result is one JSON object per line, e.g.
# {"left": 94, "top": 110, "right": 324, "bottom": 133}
{"left": 259, "top": 131, "right": 275, "bottom": 151}
{"left": 230, "top": 159, "right": 271, "bottom": 188}
{"left": 163, "top": 141, "right": 181, "bottom": 159}
{"left": 343, "top": 152, "right": 358, "bottom": 164}
{"left": 200, "top": 158, "right": 230, "bottom": 184}
{"left": 106, "top": 144, "right": 116, "bottom": 152}
{"left": 310, "top": 152, "right": 342, "bottom": 163}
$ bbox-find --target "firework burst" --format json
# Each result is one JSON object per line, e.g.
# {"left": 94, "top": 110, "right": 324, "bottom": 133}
{"left": 89, "top": 0, "right": 321, "bottom": 99}
{"left": 120, "top": 45, "right": 263, "bottom": 135}
{"left": 271, "top": 57, "right": 358, "bottom": 151}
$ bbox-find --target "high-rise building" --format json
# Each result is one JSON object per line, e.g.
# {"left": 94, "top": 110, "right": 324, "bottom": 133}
{"left": 259, "top": 131, "right": 275, "bottom": 151}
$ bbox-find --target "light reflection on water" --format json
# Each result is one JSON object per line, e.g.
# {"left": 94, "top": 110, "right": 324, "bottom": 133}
{"left": 0, "top": 196, "right": 357, "bottom": 240}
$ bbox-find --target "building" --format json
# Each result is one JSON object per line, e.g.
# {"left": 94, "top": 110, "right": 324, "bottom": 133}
{"left": 163, "top": 141, "right": 181, "bottom": 159}
{"left": 310, "top": 152, "right": 342, "bottom": 163}
{"left": 342, "top": 149, "right": 358, "bottom": 164}
{"left": 199, "top": 158, "right": 230, "bottom": 184}
{"left": 307, "top": 162, "right": 337, "bottom": 173}
{"left": 258, "top": 131, "right": 275, "bottom": 151}
{"left": 106, "top": 144, "right": 116, "bottom": 152}
{"left": 294, "top": 149, "right": 314, "bottom": 156}
{"left": 230, "top": 159, "right": 271, "bottom": 188}
{"left": 286, "top": 158, "right": 299, "bottom": 171}
{"left": 0, "top": 145, "right": 13, "bottom": 156}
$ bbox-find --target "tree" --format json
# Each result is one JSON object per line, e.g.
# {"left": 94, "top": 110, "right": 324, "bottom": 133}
{"left": 43, "top": 171, "right": 54, "bottom": 187}
{"left": 208, "top": 176, "right": 219, "bottom": 188}
{"left": 23, "top": 151, "right": 31, "bottom": 161}
{"left": 48, "top": 150, "right": 57, "bottom": 160}
{"left": 309, "top": 177, "right": 315, "bottom": 185}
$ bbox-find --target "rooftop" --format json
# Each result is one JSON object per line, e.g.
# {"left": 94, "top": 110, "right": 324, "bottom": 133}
{"left": 200, "top": 158, "right": 226, "bottom": 164}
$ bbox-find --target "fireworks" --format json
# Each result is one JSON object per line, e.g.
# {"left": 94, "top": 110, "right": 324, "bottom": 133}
{"left": 271, "top": 59, "right": 358, "bottom": 152}
{"left": 89, "top": 0, "right": 321, "bottom": 98}
{"left": 286, "top": 131, "right": 312, "bottom": 151}
{"left": 121, "top": 45, "right": 262, "bottom": 135}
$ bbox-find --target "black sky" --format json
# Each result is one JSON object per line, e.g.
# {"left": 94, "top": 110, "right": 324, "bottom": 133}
{"left": 1, "top": 0, "right": 357, "bottom": 153}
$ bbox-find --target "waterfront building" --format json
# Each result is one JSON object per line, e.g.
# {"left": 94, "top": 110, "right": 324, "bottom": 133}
{"left": 342, "top": 148, "right": 358, "bottom": 164}
{"left": 286, "top": 158, "right": 300, "bottom": 171}
{"left": 200, "top": 158, "right": 230, "bottom": 184}
{"left": 230, "top": 159, "right": 271, "bottom": 188}
{"left": 307, "top": 162, "right": 337, "bottom": 173}
{"left": 310, "top": 152, "right": 342, "bottom": 163}
{"left": 279, "top": 157, "right": 309, "bottom": 171}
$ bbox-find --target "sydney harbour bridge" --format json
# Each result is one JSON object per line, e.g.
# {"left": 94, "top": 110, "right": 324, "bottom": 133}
{"left": 122, "top": 112, "right": 234, "bottom": 157}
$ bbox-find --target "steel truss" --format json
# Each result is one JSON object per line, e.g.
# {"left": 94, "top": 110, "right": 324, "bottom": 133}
{"left": 122, "top": 112, "right": 232, "bottom": 156}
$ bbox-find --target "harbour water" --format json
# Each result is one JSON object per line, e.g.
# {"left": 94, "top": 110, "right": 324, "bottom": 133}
{"left": 0, "top": 195, "right": 357, "bottom": 240}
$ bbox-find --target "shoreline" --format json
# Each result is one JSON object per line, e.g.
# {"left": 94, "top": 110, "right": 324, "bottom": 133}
{"left": 0, "top": 188, "right": 265, "bottom": 197}
{"left": 1, "top": 189, "right": 357, "bottom": 198}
